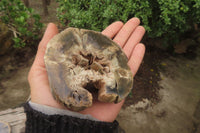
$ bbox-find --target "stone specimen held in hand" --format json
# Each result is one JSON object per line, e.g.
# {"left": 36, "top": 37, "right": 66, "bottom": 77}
{"left": 44, "top": 28, "right": 133, "bottom": 111}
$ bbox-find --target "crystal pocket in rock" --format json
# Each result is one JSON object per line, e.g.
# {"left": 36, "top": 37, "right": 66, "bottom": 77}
{"left": 44, "top": 28, "right": 133, "bottom": 111}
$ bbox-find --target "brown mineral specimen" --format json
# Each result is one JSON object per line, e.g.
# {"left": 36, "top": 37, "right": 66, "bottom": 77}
{"left": 44, "top": 28, "right": 133, "bottom": 111}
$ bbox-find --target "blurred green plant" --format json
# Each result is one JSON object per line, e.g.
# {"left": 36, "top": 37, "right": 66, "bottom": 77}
{"left": 56, "top": 0, "right": 200, "bottom": 46}
{"left": 0, "top": 0, "right": 43, "bottom": 48}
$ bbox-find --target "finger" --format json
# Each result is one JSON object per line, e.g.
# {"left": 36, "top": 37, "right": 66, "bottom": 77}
{"left": 102, "top": 21, "right": 123, "bottom": 38}
{"left": 34, "top": 23, "right": 59, "bottom": 67}
{"left": 113, "top": 17, "right": 140, "bottom": 47}
{"left": 128, "top": 43, "right": 145, "bottom": 75}
{"left": 123, "top": 26, "right": 145, "bottom": 58}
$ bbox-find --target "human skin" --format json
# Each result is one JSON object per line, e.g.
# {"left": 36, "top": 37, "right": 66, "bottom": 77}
{"left": 28, "top": 17, "right": 145, "bottom": 122}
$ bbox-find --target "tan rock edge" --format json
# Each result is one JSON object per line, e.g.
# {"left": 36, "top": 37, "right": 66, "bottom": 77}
{"left": 44, "top": 28, "right": 133, "bottom": 111}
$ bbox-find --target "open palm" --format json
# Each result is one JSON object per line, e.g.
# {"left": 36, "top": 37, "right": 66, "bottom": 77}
{"left": 28, "top": 17, "right": 145, "bottom": 122}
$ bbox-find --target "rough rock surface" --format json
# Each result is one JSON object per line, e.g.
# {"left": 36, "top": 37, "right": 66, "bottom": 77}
{"left": 44, "top": 28, "right": 133, "bottom": 111}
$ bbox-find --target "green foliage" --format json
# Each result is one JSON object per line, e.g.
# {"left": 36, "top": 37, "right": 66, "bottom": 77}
{"left": 0, "top": 0, "right": 43, "bottom": 48}
{"left": 56, "top": 0, "right": 200, "bottom": 45}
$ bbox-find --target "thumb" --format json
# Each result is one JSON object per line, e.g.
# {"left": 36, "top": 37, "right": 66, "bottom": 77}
{"left": 34, "top": 23, "right": 59, "bottom": 67}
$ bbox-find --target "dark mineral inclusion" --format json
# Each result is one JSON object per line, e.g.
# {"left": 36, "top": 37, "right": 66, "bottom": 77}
{"left": 44, "top": 28, "right": 133, "bottom": 111}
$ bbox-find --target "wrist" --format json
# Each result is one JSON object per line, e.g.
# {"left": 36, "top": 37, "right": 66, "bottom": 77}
{"left": 29, "top": 101, "right": 100, "bottom": 121}
{"left": 24, "top": 102, "right": 119, "bottom": 133}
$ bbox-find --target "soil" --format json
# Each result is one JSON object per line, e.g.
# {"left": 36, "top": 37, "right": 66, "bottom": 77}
{"left": 117, "top": 46, "right": 200, "bottom": 133}
{"left": 29, "top": 0, "right": 58, "bottom": 24}
{"left": 0, "top": 47, "right": 35, "bottom": 80}
{"left": 124, "top": 32, "right": 199, "bottom": 108}
{"left": 124, "top": 45, "right": 167, "bottom": 107}
{"left": 0, "top": 47, "right": 35, "bottom": 110}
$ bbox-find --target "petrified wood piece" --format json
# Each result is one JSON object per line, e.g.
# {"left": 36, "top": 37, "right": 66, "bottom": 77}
{"left": 44, "top": 28, "right": 133, "bottom": 111}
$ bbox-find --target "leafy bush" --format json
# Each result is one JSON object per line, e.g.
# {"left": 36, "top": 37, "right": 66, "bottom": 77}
{"left": 0, "top": 0, "right": 43, "bottom": 48}
{"left": 56, "top": 0, "right": 200, "bottom": 45}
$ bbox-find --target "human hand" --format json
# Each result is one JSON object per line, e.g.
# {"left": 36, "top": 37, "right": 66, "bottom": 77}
{"left": 28, "top": 17, "right": 145, "bottom": 122}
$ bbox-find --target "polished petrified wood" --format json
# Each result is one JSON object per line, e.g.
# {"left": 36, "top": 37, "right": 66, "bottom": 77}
{"left": 44, "top": 28, "right": 133, "bottom": 111}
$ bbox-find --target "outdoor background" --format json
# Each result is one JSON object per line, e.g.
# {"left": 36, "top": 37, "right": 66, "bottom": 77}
{"left": 0, "top": 0, "right": 200, "bottom": 133}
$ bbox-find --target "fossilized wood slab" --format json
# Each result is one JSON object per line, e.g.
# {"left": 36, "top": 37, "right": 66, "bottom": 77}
{"left": 44, "top": 28, "right": 133, "bottom": 111}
